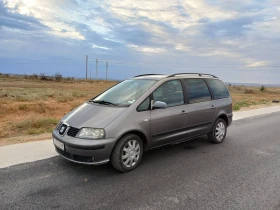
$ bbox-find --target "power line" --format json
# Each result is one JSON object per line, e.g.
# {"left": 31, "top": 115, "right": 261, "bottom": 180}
{"left": 106, "top": 61, "right": 108, "bottom": 81}
{"left": 86, "top": 55, "right": 88, "bottom": 79}
{"left": 96, "top": 58, "right": 98, "bottom": 79}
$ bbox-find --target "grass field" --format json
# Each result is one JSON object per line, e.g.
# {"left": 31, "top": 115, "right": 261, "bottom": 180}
{"left": 0, "top": 75, "right": 279, "bottom": 146}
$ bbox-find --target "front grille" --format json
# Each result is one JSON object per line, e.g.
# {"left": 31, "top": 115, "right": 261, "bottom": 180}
{"left": 67, "top": 127, "right": 80, "bottom": 137}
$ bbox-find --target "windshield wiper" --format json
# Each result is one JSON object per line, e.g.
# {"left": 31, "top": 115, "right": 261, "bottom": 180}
{"left": 89, "top": 100, "right": 116, "bottom": 106}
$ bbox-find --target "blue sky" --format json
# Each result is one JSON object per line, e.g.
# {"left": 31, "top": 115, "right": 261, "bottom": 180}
{"left": 0, "top": 0, "right": 279, "bottom": 83}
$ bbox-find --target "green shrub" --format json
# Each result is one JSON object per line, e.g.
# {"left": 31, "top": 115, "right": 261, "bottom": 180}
{"left": 15, "top": 117, "right": 58, "bottom": 130}
{"left": 27, "top": 128, "right": 45, "bottom": 135}
{"left": 30, "top": 74, "right": 39, "bottom": 80}
{"left": 244, "top": 89, "right": 255, "bottom": 94}
{"left": 19, "top": 104, "right": 29, "bottom": 110}
{"left": 233, "top": 105, "right": 240, "bottom": 111}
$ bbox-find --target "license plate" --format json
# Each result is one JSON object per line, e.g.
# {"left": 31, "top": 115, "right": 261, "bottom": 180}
{"left": 53, "top": 138, "right": 64, "bottom": 151}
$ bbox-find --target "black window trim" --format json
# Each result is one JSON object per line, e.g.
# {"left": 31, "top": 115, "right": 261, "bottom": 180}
{"left": 203, "top": 78, "right": 214, "bottom": 100}
{"left": 180, "top": 79, "right": 189, "bottom": 104}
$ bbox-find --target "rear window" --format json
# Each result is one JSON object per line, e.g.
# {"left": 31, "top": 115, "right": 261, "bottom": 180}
{"left": 206, "top": 79, "right": 229, "bottom": 99}
{"left": 184, "top": 79, "right": 211, "bottom": 103}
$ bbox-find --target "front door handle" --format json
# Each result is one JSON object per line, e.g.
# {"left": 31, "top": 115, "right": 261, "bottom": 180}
{"left": 211, "top": 105, "right": 216, "bottom": 109}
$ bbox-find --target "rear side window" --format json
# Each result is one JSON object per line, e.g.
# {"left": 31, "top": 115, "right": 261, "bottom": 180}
{"left": 206, "top": 79, "right": 229, "bottom": 99}
{"left": 184, "top": 79, "right": 211, "bottom": 104}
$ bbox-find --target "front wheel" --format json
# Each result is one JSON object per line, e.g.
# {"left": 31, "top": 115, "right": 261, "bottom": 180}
{"left": 208, "top": 118, "right": 227, "bottom": 144}
{"left": 111, "top": 134, "right": 143, "bottom": 172}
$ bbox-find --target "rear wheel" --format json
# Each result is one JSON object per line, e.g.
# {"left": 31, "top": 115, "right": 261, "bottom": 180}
{"left": 111, "top": 134, "right": 143, "bottom": 172}
{"left": 208, "top": 118, "right": 227, "bottom": 144}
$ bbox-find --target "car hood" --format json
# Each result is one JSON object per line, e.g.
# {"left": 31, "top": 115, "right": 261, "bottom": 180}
{"left": 61, "top": 102, "right": 127, "bottom": 128}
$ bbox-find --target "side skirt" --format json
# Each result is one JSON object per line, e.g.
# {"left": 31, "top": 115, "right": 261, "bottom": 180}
{"left": 149, "top": 133, "right": 209, "bottom": 150}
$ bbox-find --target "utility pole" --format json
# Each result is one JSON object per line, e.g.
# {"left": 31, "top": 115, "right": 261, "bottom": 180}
{"left": 106, "top": 61, "right": 108, "bottom": 81}
{"left": 96, "top": 59, "right": 98, "bottom": 80}
{"left": 90, "top": 70, "right": 91, "bottom": 79}
{"left": 86, "top": 55, "right": 88, "bottom": 79}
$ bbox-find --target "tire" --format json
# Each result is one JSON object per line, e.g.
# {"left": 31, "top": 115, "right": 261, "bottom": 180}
{"left": 208, "top": 118, "right": 227, "bottom": 144}
{"left": 111, "top": 134, "right": 143, "bottom": 172}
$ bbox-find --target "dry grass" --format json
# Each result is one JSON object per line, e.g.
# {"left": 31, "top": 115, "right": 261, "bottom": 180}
{"left": 228, "top": 86, "right": 280, "bottom": 111}
{"left": 0, "top": 75, "right": 279, "bottom": 146}
{"left": 0, "top": 77, "right": 116, "bottom": 144}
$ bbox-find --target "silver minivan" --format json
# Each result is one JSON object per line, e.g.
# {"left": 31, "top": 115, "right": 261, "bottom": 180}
{"left": 53, "top": 73, "right": 232, "bottom": 172}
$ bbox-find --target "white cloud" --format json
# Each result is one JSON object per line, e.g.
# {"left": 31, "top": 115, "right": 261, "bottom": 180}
{"left": 91, "top": 44, "right": 111, "bottom": 50}
{"left": 1, "top": 0, "right": 280, "bottom": 81}
{"left": 3, "top": 0, "right": 85, "bottom": 40}
{"left": 244, "top": 60, "right": 268, "bottom": 67}
{"left": 102, "top": 0, "right": 276, "bottom": 67}
{"left": 128, "top": 44, "right": 165, "bottom": 53}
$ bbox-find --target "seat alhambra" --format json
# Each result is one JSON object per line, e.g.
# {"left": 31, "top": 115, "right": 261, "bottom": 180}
{"left": 53, "top": 73, "right": 232, "bottom": 172}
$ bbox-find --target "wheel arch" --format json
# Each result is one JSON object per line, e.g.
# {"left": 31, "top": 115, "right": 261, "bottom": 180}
{"left": 113, "top": 130, "right": 149, "bottom": 152}
{"left": 217, "top": 113, "right": 229, "bottom": 126}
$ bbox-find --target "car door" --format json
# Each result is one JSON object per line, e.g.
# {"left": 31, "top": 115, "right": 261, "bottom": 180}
{"left": 150, "top": 80, "right": 188, "bottom": 148}
{"left": 183, "top": 78, "right": 215, "bottom": 137}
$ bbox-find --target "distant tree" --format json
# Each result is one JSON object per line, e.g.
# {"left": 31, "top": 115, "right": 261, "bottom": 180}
{"left": 40, "top": 73, "right": 47, "bottom": 80}
{"left": 54, "top": 73, "right": 63, "bottom": 81}
{"left": 260, "top": 85, "right": 265, "bottom": 92}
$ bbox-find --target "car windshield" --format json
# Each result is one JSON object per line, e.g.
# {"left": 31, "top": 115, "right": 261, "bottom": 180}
{"left": 90, "top": 79, "right": 157, "bottom": 106}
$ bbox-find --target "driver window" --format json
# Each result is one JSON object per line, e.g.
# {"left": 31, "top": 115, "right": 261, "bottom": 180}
{"left": 153, "top": 80, "right": 184, "bottom": 107}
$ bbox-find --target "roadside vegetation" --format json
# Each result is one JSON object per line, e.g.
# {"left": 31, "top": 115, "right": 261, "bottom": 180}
{"left": 228, "top": 85, "right": 279, "bottom": 111}
{"left": 0, "top": 73, "right": 279, "bottom": 145}
{"left": 0, "top": 73, "right": 116, "bottom": 145}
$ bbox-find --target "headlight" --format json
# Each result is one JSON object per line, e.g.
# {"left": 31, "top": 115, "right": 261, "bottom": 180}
{"left": 77, "top": 128, "right": 105, "bottom": 139}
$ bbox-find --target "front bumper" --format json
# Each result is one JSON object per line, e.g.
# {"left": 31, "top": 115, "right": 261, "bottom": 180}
{"left": 52, "top": 130, "right": 116, "bottom": 165}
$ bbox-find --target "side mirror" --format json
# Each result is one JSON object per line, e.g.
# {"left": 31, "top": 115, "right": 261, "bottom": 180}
{"left": 153, "top": 101, "right": 167, "bottom": 109}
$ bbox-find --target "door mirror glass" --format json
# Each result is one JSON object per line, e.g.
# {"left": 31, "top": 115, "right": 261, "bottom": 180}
{"left": 153, "top": 101, "right": 167, "bottom": 109}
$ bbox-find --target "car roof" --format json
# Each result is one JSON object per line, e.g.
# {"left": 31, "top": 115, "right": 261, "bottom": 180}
{"left": 132, "top": 73, "right": 219, "bottom": 80}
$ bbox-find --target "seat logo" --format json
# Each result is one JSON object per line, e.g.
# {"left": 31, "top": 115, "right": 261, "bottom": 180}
{"left": 59, "top": 124, "right": 68, "bottom": 136}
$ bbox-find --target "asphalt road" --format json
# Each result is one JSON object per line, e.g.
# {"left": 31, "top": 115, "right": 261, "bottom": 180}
{"left": 1, "top": 113, "right": 280, "bottom": 210}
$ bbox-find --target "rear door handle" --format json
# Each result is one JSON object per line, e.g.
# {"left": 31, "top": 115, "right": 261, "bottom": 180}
{"left": 211, "top": 105, "right": 216, "bottom": 109}
{"left": 181, "top": 110, "right": 187, "bottom": 115}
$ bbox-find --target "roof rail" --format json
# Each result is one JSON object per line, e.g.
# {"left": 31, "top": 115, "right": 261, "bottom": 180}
{"left": 167, "top": 73, "right": 218, "bottom": 78}
{"left": 134, "top": 74, "right": 164, "bottom": 78}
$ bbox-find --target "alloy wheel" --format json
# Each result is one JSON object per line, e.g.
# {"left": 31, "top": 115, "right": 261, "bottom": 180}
{"left": 122, "top": 140, "right": 141, "bottom": 168}
{"left": 215, "top": 122, "right": 225, "bottom": 142}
